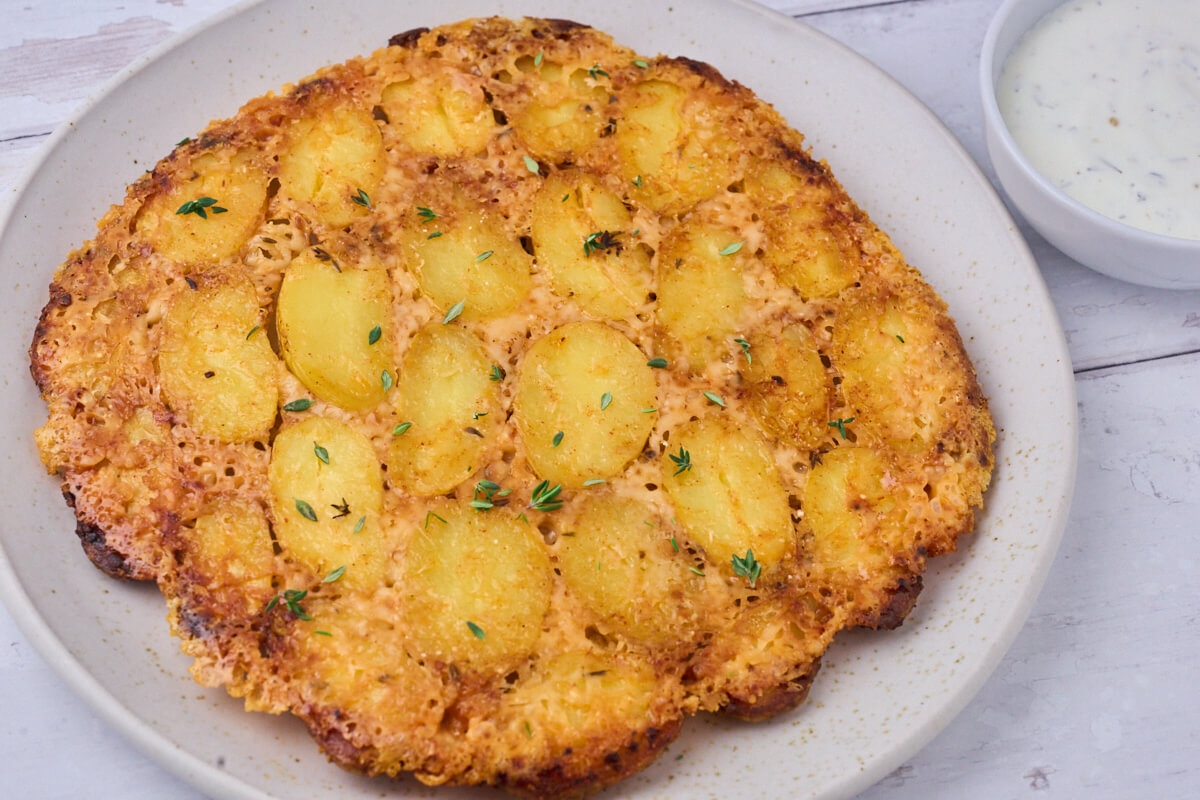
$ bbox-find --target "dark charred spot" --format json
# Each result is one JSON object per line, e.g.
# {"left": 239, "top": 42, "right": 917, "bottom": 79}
{"left": 604, "top": 752, "right": 621, "bottom": 766}
{"left": 73, "top": 517, "right": 141, "bottom": 581}
{"left": 56, "top": 291, "right": 72, "bottom": 307}
{"left": 387, "top": 27, "right": 430, "bottom": 48}
{"left": 771, "top": 375, "right": 786, "bottom": 385}
{"left": 178, "top": 605, "right": 212, "bottom": 639}
{"left": 665, "top": 56, "right": 735, "bottom": 90}
{"left": 372, "top": 105, "right": 390, "bottom": 123}
{"left": 541, "top": 18, "right": 588, "bottom": 37}
{"left": 184, "top": 275, "right": 198, "bottom": 290}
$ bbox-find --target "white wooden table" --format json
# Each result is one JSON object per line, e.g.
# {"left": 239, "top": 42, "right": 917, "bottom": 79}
{"left": 3, "top": 1, "right": 1198, "bottom": 797}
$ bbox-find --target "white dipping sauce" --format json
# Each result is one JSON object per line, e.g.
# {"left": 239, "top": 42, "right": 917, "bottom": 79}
{"left": 998, "top": 0, "right": 1200, "bottom": 240}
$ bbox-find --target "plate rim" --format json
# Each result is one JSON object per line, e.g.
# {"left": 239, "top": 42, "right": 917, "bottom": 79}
{"left": 0, "top": 1, "right": 1079, "bottom": 798}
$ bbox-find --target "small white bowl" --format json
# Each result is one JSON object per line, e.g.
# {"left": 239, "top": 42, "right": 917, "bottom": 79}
{"left": 980, "top": 0, "right": 1200, "bottom": 290}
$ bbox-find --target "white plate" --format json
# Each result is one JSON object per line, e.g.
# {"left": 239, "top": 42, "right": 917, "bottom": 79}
{"left": 0, "top": 1, "right": 1077, "bottom": 798}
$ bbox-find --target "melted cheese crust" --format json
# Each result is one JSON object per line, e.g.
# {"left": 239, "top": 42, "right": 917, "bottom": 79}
{"left": 29, "top": 17, "right": 994, "bottom": 798}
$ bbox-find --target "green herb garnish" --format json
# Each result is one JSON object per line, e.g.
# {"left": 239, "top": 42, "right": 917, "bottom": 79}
{"left": 734, "top": 337, "right": 752, "bottom": 364}
{"left": 313, "top": 442, "right": 330, "bottom": 464}
{"left": 669, "top": 447, "right": 692, "bottom": 476}
{"left": 466, "top": 621, "right": 486, "bottom": 640}
{"left": 282, "top": 588, "right": 312, "bottom": 620}
{"left": 294, "top": 498, "right": 318, "bottom": 522}
{"left": 443, "top": 299, "right": 466, "bottom": 324}
{"left": 475, "top": 250, "right": 494, "bottom": 262}
{"left": 689, "top": 566, "right": 706, "bottom": 577}
{"left": 352, "top": 516, "right": 366, "bottom": 534}
{"left": 351, "top": 188, "right": 372, "bottom": 209}
{"left": 828, "top": 416, "right": 855, "bottom": 440}
{"left": 718, "top": 241, "right": 744, "bottom": 256}
{"left": 427, "top": 231, "right": 443, "bottom": 239}
{"left": 552, "top": 431, "right": 564, "bottom": 448}
{"left": 583, "top": 230, "right": 622, "bottom": 257}
{"left": 424, "top": 511, "right": 446, "bottom": 529}
{"left": 600, "top": 392, "right": 613, "bottom": 410}
{"left": 703, "top": 391, "right": 726, "bottom": 408}
{"left": 381, "top": 369, "right": 394, "bottom": 391}
{"left": 647, "top": 357, "right": 668, "bottom": 368}
{"left": 588, "top": 64, "right": 609, "bottom": 79}
{"left": 330, "top": 498, "right": 350, "bottom": 518}
{"left": 528, "top": 480, "right": 564, "bottom": 512}
{"left": 393, "top": 421, "right": 412, "bottom": 436}
{"left": 534, "top": 51, "right": 544, "bottom": 67}
{"left": 282, "top": 398, "right": 314, "bottom": 412}
{"left": 322, "top": 565, "right": 347, "bottom": 583}
{"left": 633, "top": 59, "right": 649, "bottom": 68}
{"left": 523, "top": 155, "right": 541, "bottom": 175}
{"left": 489, "top": 364, "right": 504, "bottom": 382}
{"left": 731, "top": 549, "right": 762, "bottom": 587}
{"left": 582, "top": 478, "right": 606, "bottom": 487}
{"left": 368, "top": 325, "right": 382, "bottom": 345}
{"left": 245, "top": 325, "right": 261, "bottom": 340}
{"left": 176, "top": 196, "right": 227, "bottom": 218}
{"left": 417, "top": 206, "right": 439, "bottom": 221}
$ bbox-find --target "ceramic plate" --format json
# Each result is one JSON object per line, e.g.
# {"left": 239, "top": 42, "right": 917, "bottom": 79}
{"left": 0, "top": 1, "right": 1077, "bottom": 798}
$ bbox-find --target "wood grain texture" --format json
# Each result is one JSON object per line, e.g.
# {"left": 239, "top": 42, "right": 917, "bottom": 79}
{"left": 3, "top": 0, "right": 1198, "bottom": 798}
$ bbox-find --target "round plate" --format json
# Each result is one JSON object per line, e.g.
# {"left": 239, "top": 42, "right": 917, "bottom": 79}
{"left": 0, "top": 1, "right": 1077, "bottom": 798}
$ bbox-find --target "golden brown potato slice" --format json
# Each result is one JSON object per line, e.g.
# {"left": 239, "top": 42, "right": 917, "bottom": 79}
{"left": 157, "top": 276, "right": 278, "bottom": 441}
{"left": 556, "top": 494, "right": 696, "bottom": 644}
{"left": 403, "top": 198, "right": 532, "bottom": 321}
{"left": 268, "top": 417, "right": 387, "bottom": 592}
{"left": 180, "top": 501, "right": 276, "bottom": 614}
{"left": 275, "top": 248, "right": 393, "bottom": 412}
{"left": 388, "top": 323, "right": 499, "bottom": 496}
{"left": 615, "top": 80, "right": 738, "bottom": 213}
{"left": 662, "top": 417, "right": 793, "bottom": 569}
{"left": 743, "top": 325, "right": 833, "bottom": 451}
{"left": 531, "top": 171, "right": 652, "bottom": 319}
{"left": 511, "top": 58, "right": 610, "bottom": 159}
{"left": 278, "top": 104, "right": 384, "bottom": 228}
{"left": 515, "top": 322, "right": 657, "bottom": 487}
{"left": 656, "top": 218, "right": 749, "bottom": 372}
{"left": 380, "top": 67, "right": 496, "bottom": 156}
{"left": 136, "top": 149, "right": 268, "bottom": 264}
{"left": 398, "top": 504, "right": 551, "bottom": 666}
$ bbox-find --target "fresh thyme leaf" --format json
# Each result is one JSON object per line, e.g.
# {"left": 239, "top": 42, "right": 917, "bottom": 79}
{"left": 562, "top": 193, "right": 570, "bottom": 202}
{"left": 641, "top": 408, "right": 657, "bottom": 413}
{"left": 669, "top": 447, "right": 692, "bottom": 476}
{"left": 322, "top": 565, "right": 347, "bottom": 583}
{"left": 670, "top": 536, "right": 679, "bottom": 552}
{"left": 583, "top": 230, "right": 622, "bottom": 257}
{"left": 466, "top": 621, "right": 486, "bottom": 640}
{"left": 646, "top": 357, "right": 669, "bottom": 368}
{"left": 896, "top": 334, "right": 905, "bottom": 343}
{"left": 472, "top": 411, "right": 488, "bottom": 420}
{"left": 368, "top": 325, "right": 382, "bottom": 345}
{"left": 282, "top": 398, "right": 313, "bottom": 412}
{"left": 314, "top": 630, "right": 333, "bottom": 637}
{"left": 552, "top": 431, "right": 564, "bottom": 448}
{"left": 475, "top": 250, "right": 494, "bottom": 262}
{"left": 703, "top": 391, "right": 726, "bottom": 408}
{"left": 718, "top": 241, "right": 744, "bottom": 256}
{"left": 330, "top": 498, "right": 350, "bottom": 518}
{"left": 600, "top": 392, "right": 613, "bottom": 410}
{"left": 528, "top": 480, "right": 564, "bottom": 512}
{"left": 352, "top": 515, "right": 366, "bottom": 534}
{"left": 588, "top": 64, "right": 609, "bottom": 79}
{"left": 524, "top": 720, "right": 533, "bottom": 738}
{"left": 734, "top": 337, "right": 752, "bottom": 364}
{"left": 381, "top": 369, "right": 393, "bottom": 392}
{"left": 351, "top": 188, "right": 372, "bottom": 209}
{"left": 265, "top": 595, "right": 279, "bottom": 612}
{"left": 313, "top": 442, "right": 330, "bottom": 464}
{"left": 631, "top": 175, "right": 643, "bottom": 187}
{"left": 443, "top": 299, "right": 466, "bottom": 324}
{"left": 489, "top": 364, "right": 504, "bottom": 382}
{"left": 176, "top": 196, "right": 224, "bottom": 219}
{"left": 633, "top": 59, "right": 649, "bottom": 68}
{"left": 518, "top": 512, "right": 530, "bottom": 526}
{"left": 730, "top": 549, "right": 762, "bottom": 587}
{"left": 828, "top": 416, "right": 855, "bottom": 440}
{"left": 469, "top": 499, "right": 495, "bottom": 511}
{"left": 424, "top": 511, "right": 446, "bottom": 529}
{"left": 283, "top": 589, "right": 313, "bottom": 620}
{"left": 294, "top": 498, "right": 318, "bottom": 522}
{"left": 245, "top": 325, "right": 261, "bottom": 340}
{"left": 523, "top": 155, "right": 541, "bottom": 175}
{"left": 427, "top": 231, "right": 443, "bottom": 239}
{"left": 689, "top": 566, "right": 706, "bottom": 577}
{"left": 582, "top": 478, "right": 606, "bottom": 487}
{"left": 417, "top": 206, "right": 439, "bottom": 221}
{"left": 176, "top": 137, "right": 192, "bottom": 146}
{"left": 534, "top": 51, "right": 544, "bottom": 67}
{"left": 393, "top": 421, "right": 412, "bottom": 436}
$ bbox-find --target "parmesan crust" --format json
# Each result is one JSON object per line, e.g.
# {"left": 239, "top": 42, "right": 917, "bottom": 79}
{"left": 29, "top": 17, "right": 994, "bottom": 798}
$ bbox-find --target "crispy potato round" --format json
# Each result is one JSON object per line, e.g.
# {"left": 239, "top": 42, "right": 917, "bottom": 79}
{"left": 157, "top": 275, "right": 278, "bottom": 442}
{"left": 278, "top": 103, "right": 384, "bottom": 228}
{"left": 398, "top": 504, "right": 552, "bottom": 667}
{"left": 268, "top": 417, "right": 387, "bottom": 592}
{"left": 743, "top": 324, "right": 834, "bottom": 451}
{"left": 662, "top": 416, "right": 794, "bottom": 569}
{"left": 275, "top": 249, "right": 394, "bottom": 412}
{"left": 515, "top": 322, "right": 657, "bottom": 487}
{"left": 388, "top": 323, "right": 500, "bottom": 496}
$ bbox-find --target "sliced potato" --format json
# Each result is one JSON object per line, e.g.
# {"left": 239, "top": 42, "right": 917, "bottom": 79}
{"left": 278, "top": 104, "right": 384, "bottom": 227}
{"left": 276, "top": 249, "right": 393, "bottom": 411}
{"left": 656, "top": 219, "right": 749, "bottom": 372}
{"left": 803, "top": 446, "right": 904, "bottom": 573}
{"left": 557, "top": 494, "right": 694, "bottom": 643}
{"left": 743, "top": 325, "right": 833, "bottom": 451}
{"left": 182, "top": 501, "right": 276, "bottom": 612}
{"left": 268, "top": 417, "right": 387, "bottom": 592}
{"left": 531, "top": 171, "right": 652, "bottom": 319}
{"left": 404, "top": 199, "right": 532, "bottom": 321}
{"left": 158, "top": 276, "right": 278, "bottom": 441}
{"left": 399, "top": 504, "right": 551, "bottom": 666}
{"left": 388, "top": 323, "right": 499, "bottom": 496}
{"left": 512, "top": 60, "right": 610, "bottom": 159}
{"left": 616, "top": 80, "right": 738, "bottom": 213}
{"left": 506, "top": 652, "right": 660, "bottom": 744}
{"left": 661, "top": 417, "right": 793, "bottom": 568}
{"left": 136, "top": 149, "right": 268, "bottom": 264}
{"left": 380, "top": 69, "right": 496, "bottom": 156}
{"left": 515, "top": 322, "right": 657, "bottom": 487}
